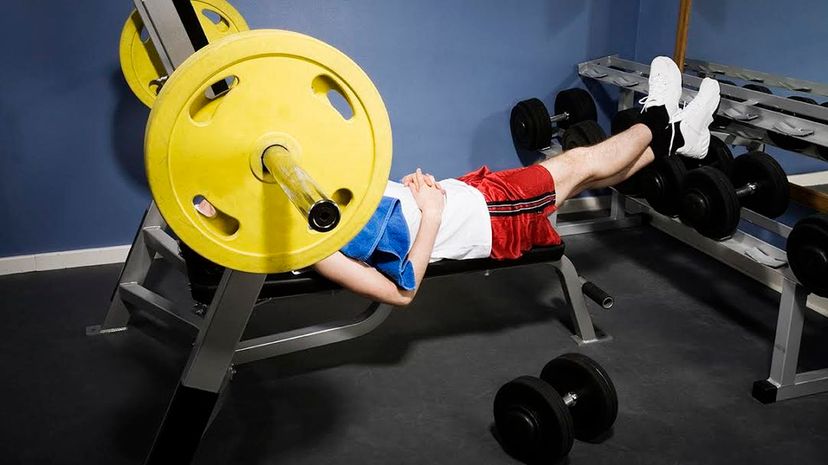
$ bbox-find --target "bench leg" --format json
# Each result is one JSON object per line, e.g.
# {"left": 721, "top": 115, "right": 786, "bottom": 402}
{"left": 145, "top": 269, "right": 265, "bottom": 465}
{"left": 550, "top": 255, "right": 607, "bottom": 344}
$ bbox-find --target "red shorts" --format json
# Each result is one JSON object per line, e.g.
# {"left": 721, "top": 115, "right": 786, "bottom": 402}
{"left": 457, "top": 165, "right": 560, "bottom": 260}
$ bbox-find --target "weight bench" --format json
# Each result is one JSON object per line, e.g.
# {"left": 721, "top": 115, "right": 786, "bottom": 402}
{"left": 178, "top": 242, "right": 611, "bottom": 365}
{"left": 101, "top": 222, "right": 611, "bottom": 464}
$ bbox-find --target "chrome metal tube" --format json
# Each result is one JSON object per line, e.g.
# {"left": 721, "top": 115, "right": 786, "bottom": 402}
{"left": 262, "top": 145, "right": 340, "bottom": 232}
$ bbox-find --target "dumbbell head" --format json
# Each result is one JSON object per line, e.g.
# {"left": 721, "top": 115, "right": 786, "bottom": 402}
{"left": 554, "top": 88, "right": 598, "bottom": 130}
{"left": 511, "top": 98, "right": 554, "bottom": 151}
{"left": 787, "top": 214, "right": 828, "bottom": 297}
{"left": 493, "top": 376, "right": 574, "bottom": 463}
{"left": 562, "top": 120, "right": 607, "bottom": 151}
{"left": 641, "top": 157, "right": 687, "bottom": 216}
{"left": 540, "top": 353, "right": 618, "bottom": 442}
{"left": 679, "top": 166, "right": 741, "bottom": 240}
{"left": 732, "top": 151, "right": 789, "bottom": 218}
{"left": 682, "top": 136, "right": 735, "bottom": 178}
{"left": 611, "top": 107, "right": 642, "bottom": 136}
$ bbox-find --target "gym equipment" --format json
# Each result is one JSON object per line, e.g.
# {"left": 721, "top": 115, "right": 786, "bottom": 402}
{"left": 679, "top": 152, "right": 789, "bottom": 240}
{"left": 610, "top": 107, "right": 641, "bottom": 136}
{"left": 681, "top": 136, "right": 735, "bottom": 178}
{"left": 119, "top": 0, "right": 248, "bottom": 107}
{"left": 145, "top": 29, "right": 392, "bottom": 273}
{"left": 561, "top": 120, "right": 607, "bottom": 150}
{"left": 768, "top": 96, "right": 819, "bottom": 151}
{"left": 511, "top": 89, "right": 598, "bottom": 150}
{"left": 639, "top": 157, "right": 687, "bottom": 216}
{"left": 540, "top": 353, "right": 618, "bottom": 441}
{"left": 493, "top": 353, "right": 617, "bottom": 463}
{"left": 787, "top": 213, "right": 828, "bottom": 297}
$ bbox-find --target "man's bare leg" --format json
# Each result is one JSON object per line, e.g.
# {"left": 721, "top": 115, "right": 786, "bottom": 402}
{"left": 540, "top": 123, "right": 653, "bottom": 205}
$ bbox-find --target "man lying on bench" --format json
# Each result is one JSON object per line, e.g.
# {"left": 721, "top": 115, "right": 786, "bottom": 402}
{"left": 196, "top": 57, "right": 719, "bottom": 306}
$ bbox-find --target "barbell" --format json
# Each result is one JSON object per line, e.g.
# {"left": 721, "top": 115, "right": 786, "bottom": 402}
{"left": 119, "top": 0, "right": 248, "bottom": 107}
{"left": 146, "top": 29, "right": 392, "bottom": 273}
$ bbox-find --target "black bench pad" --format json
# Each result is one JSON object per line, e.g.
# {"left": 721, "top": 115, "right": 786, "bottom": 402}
{"left": 181, "top": 243, "right": 565, "bottom": 304}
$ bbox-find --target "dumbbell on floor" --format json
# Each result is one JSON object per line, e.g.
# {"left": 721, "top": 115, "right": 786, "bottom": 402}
{"left": 493, "top": 353, "right": 618, "bottom": 464}
{"left": 679, "top": 151, "right": 789, "bottom": 240}
{"left": 511, "top": 89, "right": 598, "bottom": 151}
{"left": 787, "top": 213, "right": 828, "bottom": 297}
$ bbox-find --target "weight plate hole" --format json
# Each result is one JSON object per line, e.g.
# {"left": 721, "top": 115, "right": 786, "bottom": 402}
{"left": 312, "top": 75, "right": 354, "bottom": 120}
{"left": 189, "top": 75, "right": 239, "bottom": 123}
{"left": 139, "top": 26, "right": 149, "bottom": 43}
{"left": 332, "top": 188, "right": 353, "bottom": 207}
{"left": 193, "top": 195, "right": 239, "bottom": 236}
{"left": 201, "top": 9, "right": 230, "bottom": 32}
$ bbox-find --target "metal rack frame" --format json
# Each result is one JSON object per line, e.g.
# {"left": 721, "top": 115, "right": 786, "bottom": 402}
{"left": 577, "top": 55, "right": 828, "bottom": 403}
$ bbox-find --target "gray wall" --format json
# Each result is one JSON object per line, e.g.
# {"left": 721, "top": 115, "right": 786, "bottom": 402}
{"left": 0, "top": 0, "right": 641, "bottom": 257}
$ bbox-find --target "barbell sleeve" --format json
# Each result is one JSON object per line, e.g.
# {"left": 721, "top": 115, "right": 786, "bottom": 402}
{"left": 262, "top": 145, "right": 341, "bottom": 232}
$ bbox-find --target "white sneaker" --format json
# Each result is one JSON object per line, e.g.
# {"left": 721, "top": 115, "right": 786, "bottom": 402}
{"left": 673, "top": 78, "right": 721, "bottom": 159}
{"left": 640, "top": 56, "right": 683, "bottom": 121}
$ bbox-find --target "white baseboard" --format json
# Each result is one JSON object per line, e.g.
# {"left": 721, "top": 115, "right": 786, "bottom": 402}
{"left": 0, "top": 245, "right": 130, "bottom": 276}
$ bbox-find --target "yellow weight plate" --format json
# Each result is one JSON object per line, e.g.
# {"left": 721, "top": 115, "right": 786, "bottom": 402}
{"left": 119, "top": 0, "right": 248, "bottom": 108}
{"left": 146, "top": 29, "right": 393, "bottom": 274}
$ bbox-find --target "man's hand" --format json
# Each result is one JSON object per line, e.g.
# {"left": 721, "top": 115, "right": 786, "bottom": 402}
{"left": 403, "top": 168, "right": 445, "bottom": 218}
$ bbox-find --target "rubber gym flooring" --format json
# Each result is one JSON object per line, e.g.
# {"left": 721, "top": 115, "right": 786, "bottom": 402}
{"left": 2, "top": 225, "right": 827, "bottom": 465}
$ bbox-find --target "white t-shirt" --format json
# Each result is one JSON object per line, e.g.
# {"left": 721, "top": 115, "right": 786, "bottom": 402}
{"left": 384, "top": 179, "right": 492, "bottom": 262}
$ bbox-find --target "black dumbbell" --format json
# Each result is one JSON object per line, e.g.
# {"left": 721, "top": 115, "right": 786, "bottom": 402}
{"left": 787, "top": 214, "right": 828, "bottom": 297}
{"left": 682, "top": 136, "right": 735, "bottom": 178}
{"left": 679, "top": 151, "right": 789, "bottom": 240}
{"left": 767, "top": 95, "right": 819, "bottom": 151}
{"left": 562, "top": 120, "right": 607, "bottom": 150}
{"left": 493, "top": 353, "right": 618, "bottom": 464}
{"left": 511, "top": 88, "right": 597, "bottom": 151}
{"left": 639, "top": 157, "right": 687, "bottom": 216}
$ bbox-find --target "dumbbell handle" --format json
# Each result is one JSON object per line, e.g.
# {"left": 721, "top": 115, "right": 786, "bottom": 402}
{"left": 562, "top": 391, "right": 578, "bottom": 407}
{"left": 735, "top": 182, "right": 758, "bottom": 198}
{"left": 549, "top": 112, "right": 569, "bottom": 124}
{"left": 262, "top": 145, "right": 340, "bottom": 232}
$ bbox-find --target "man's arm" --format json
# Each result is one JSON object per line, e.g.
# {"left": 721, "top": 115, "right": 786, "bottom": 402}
{"left": 313, "top": 169, "right": 444, "bottom": 306}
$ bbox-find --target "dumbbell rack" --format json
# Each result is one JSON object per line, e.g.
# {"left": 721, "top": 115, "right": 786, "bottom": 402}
{"left": 575, "top": 55, "right": 828, "bottom": 402}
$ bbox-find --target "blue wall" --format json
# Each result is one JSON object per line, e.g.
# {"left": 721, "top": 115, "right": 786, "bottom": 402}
{"left": 635, "top": 0, "right": 828, "bottom": 176}
{"left": 0, "top": 0, "right": 640, "bottom": 257}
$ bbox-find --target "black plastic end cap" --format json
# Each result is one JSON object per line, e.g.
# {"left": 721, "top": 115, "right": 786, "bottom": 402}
{"left": 751, "top": 380, "right": 779, "bottom": 404}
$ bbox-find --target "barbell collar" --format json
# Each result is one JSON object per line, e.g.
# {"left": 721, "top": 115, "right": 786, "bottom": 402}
{"left": 262, "top": 145, "right": 340, "bottom": 233}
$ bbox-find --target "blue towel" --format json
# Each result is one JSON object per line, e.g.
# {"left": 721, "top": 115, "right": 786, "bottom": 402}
{"left": 341, "top": 196, "right": 416, "bottom": 290}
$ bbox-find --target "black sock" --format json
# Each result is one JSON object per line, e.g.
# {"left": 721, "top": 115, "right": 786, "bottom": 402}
{"left": 640, "top": 105, "right": 671, "bottom": 159}
{"left": 671, "top": 122, "right": 685, "bottom": 156}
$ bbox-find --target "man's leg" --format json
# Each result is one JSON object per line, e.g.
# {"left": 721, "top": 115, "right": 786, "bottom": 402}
{"left": 539, "top": 123, "right": 654, "bottom": 204}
